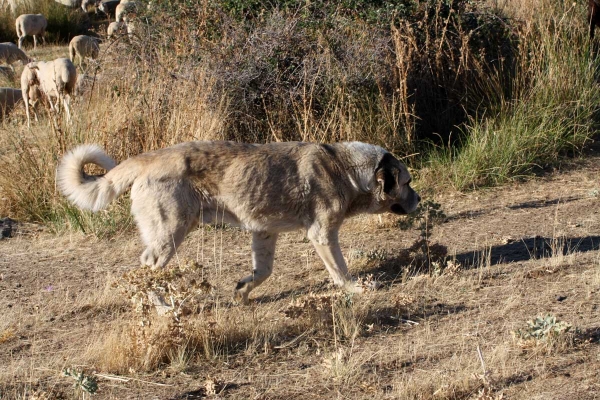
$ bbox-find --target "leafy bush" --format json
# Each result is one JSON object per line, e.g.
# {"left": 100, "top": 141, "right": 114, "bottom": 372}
{"left": 142, "top": 0, "right": 515, "bottom": 152}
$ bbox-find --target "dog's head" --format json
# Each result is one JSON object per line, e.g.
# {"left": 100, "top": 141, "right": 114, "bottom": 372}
{"left": 374, "top": 152, "right": 420, "bottom": 215}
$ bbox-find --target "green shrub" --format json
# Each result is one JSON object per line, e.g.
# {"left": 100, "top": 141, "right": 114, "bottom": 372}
{"left": 425, "top": 2, "right": 600, "bottom": 190}
{"left": 141, "top": 0, "right": 514, "bottom": 152}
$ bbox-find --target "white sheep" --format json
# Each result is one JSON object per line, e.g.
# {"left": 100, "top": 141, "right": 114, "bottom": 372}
{"left": 69, "top": 35, "right": 100, "bottom": 65}
{"left": 81, "top": 0, "right": 99, "bottom": 12}
{"left": 15, "top": 14, "right": 47, "bottom": 50}
{"left": 98, "top": 0, "right": 119, "bottom": 18}
{"left": 116, "top": 0, "right": 138, "bottom": 23}
{"left": 54, "top": 0, "right": 81, "bottom": 8}
{"left": 2, "top": 0, "right": 35, "bottom": 16}
{"left": 0, "top": 42, "right": 31, "bottom": 70}
{"left": 20, "top": 64, "right": 41, "bottom": 124}
{"left": 21, "top": 58, "right": 77, "bottom": 127}
{"left": 0, "top": 87, "right": 23, "bottom": 117}
{"left": 106, "top": 21, "right": 125, "bottom": 39}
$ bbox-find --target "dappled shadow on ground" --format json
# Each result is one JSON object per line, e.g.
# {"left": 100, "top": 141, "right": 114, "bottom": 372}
{"left": 506, "top": 196, "right": 584, "bottom": 210}
{"left": 357, "top": 235, "right": 600, "bottom": 288}
{"left": 578, "top": 326, "right": 600, "bottom": 344}
{"left": 455, "top": 235, "right": 600, "bottom": 268}
{"left": 446, "top": 195, "right": 585, "bottom": 223}
{"left": 364, "top": 302, "right": 468, "bottom": 329}
{"left": 246, "top": 234, "right": 600, "bottom": 305}
{"left": 255, "top": 280, "right": 332, "bottom": 304}
{"left": 171, "top": 383, "right": 247, "bottom": 400}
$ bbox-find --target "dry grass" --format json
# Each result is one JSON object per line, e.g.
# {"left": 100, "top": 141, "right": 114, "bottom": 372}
{"left": 1, "top": 163, "right": 599, "bottom": 398}
{"left": 0, "top": 0, "right": 599, "bottom": 399}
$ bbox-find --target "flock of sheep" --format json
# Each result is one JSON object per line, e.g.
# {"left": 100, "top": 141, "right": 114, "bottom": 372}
{"left": 0, "top": 0, "right": 142, "bottom": 125}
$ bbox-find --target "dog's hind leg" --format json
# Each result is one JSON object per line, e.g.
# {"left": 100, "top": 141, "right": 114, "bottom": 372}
{"left": 132, "top": 180, "right": 199, "bottom": 269}
{"left": 234, "top": 232, "right": 278, "bottom": 304}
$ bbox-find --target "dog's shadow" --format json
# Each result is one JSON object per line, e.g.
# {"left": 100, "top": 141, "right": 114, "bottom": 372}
{"left": 455, "top": 235, "right": 600, "bottom": 267}
{"left": 445, "top": 195, "right": 584, "bottom": 223}
{"left": 363, "top": 235, "right": 600, "bottom": 287}
{"left": 234, "top": 235, "right": 600, "bottom": 306}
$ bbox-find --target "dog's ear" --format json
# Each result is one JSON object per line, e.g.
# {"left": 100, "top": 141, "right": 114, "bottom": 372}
{"left": 375, "top": 152, "right": 397, "bottom": 196}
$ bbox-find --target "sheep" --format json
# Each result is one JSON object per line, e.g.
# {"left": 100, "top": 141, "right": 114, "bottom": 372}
{"left": 21, "top": 58, "right": 77, "bottom": 127}
{"left": 2, "top": 0, "right": 35, "bottom": 16}
{"left": 69, "top": 35, "right": 100, "bottom": 66}
{"left": 19, "top": 69, "right": 42, "bottom": 122}
{"left": 590, "top": 0, "right": 600, "bottom": 39}
{"left": 0, "top": 42, "right": 31, "bottom": 70}
{"left": 54, "top": 0, "right": 80, "bottom": 8}
{"left": 0, "top": 87, "right": 23, "bottom": 117}
{"left": 107, "top": 21, "right": 126, "bottom": 39}
{"left": 15, "top": 14, "right": 47, "bottom": 50}
{"left": 54, "top": 0, "right": 95, "bottom": 12}
{"left": 116, "top": 0, "right": 139, "bottom": 23}
{"left": 98, "top": 0, "right": 119, "bottom": 18}
{"left": 81, "top": 0, "right": 99, "bottom": 12}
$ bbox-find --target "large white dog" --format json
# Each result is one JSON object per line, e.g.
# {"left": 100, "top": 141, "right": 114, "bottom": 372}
{"left": 57, "top": 141, "right": 421, "bottom": 303}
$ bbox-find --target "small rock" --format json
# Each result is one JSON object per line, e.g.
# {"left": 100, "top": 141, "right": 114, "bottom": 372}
{"left": 556, "top": 295, "right": 567, "bottom": 302}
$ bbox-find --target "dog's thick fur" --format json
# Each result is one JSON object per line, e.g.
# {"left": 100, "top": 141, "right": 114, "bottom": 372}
{"left": 57, "top": 141, "right": 420, "bottom": 303}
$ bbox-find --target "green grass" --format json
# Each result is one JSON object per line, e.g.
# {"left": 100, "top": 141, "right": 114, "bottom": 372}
{"left": 423, "top": 3, "right": 600, "bottom": 190}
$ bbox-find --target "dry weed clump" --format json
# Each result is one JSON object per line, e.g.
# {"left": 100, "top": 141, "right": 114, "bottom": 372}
{"left": 0, "top": 327, "right": 16, "bottom": 345}
{"left": 96, "top": 258, "right": 303, "bottom": 372}
{"left": 282, "top": 291, "right": 367, "bottom": 342}
{"left": 351, "top": 198, "right": 456, "bottom": 279}
{"left": 283, "top": 292, "right": 347, "bottom": 325}
{"left": 349, "top": 248, "right": 389, "bottom": 272}
{"left": 108, "top": 260, "right": 216, "bottom": 370}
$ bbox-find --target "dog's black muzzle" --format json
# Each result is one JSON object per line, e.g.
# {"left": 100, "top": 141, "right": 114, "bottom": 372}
{"left": 390, "top": 203, "right": 407, "bottom": 215}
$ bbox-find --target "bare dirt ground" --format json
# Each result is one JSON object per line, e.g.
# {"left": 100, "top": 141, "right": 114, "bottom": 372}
{"left": 1, "top": 148, "right": 599, "bottom": 399}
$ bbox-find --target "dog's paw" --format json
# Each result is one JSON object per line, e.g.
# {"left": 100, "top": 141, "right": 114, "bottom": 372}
{"left": 343, "top": 281, "right": 365, "bottom": 294}
{"left": 344, "top": 275, "right": 380, "bottom": 293}
{"left": 232, "top": 289, "right": 250, "bottom": 305}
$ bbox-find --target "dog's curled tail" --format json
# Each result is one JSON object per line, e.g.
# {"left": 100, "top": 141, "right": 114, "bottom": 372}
{"left": 57, "top": 144, "right": 130, "bottom": 212}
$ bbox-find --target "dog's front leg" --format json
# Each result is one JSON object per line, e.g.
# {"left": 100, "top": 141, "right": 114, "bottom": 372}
{"left": 308, "top": 228, "right": 364, "bottom": 294}
{"left": 234, "top": 232, "right": 278, "bottom": 304}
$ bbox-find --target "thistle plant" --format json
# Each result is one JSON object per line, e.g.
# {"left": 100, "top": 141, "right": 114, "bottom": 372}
{"left": 63, "top": 368, "right": 98, "bottom": 396}
{"left": 514, "top": 315, "right": 571, "bottom": 342}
